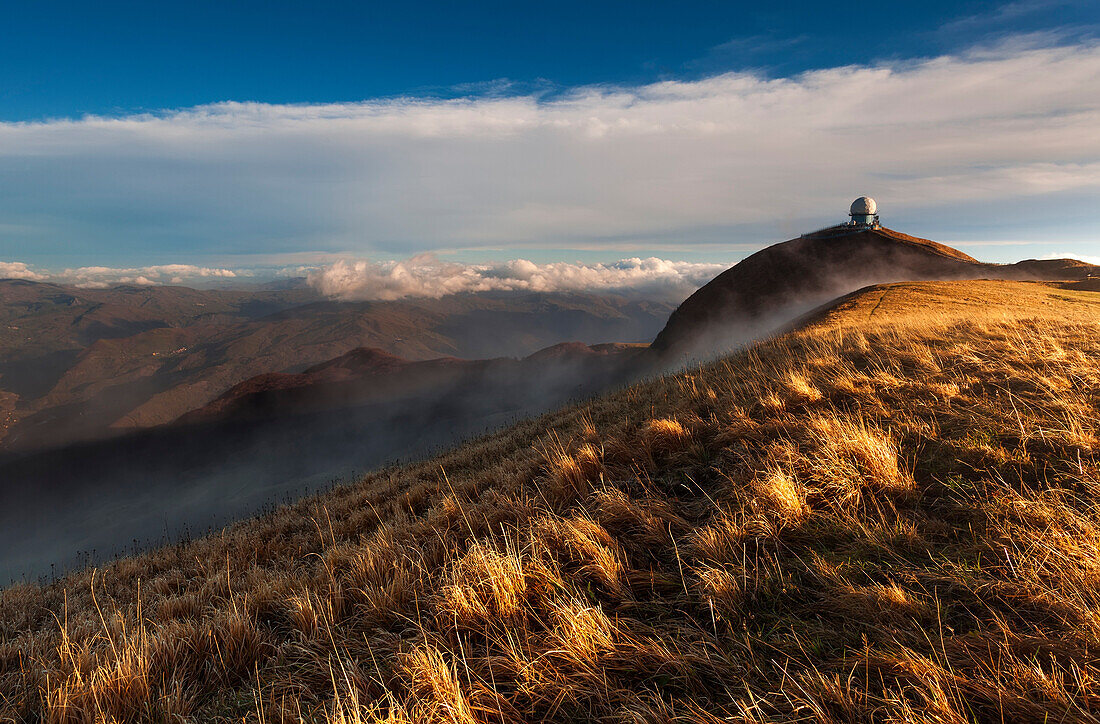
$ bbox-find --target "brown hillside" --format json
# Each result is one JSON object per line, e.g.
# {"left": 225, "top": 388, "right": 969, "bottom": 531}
{"left": 793, "top": 278, "right": 1100, "bottom": 331}
{"left": 178, "top": 342, "right": 643, "bottom": 425}
{"left": 0, "top": 283, "right": 674, "bottom": 453}
{"left": 651, "top": 225, "right": 1098, "bottom": 358}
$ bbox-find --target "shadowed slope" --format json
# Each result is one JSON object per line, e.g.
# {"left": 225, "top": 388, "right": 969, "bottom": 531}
{"left": 0, "top": 339, "right": 645, "bottom": 583}
{"left": 3, "top": 280, "right": 1100, "bottom": 722}
{"left": 179, "top": 342, "right": 643, "bottom": 424}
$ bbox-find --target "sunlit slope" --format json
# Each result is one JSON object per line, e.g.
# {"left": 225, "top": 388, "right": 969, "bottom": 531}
{"left": 650, "top": 226, "right": 1099, "bottom": 358}
{"left": 3, "top": 280, "right": 1100, "bottom": 722}
{"left": 800, "top": 278, "right": 1100, "bottom": 330}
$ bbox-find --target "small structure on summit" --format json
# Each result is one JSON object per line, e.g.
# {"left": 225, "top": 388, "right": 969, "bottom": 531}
{"left": 849, "top": 196, "right": 880, "bottom": 228}
{"left": 798, "top": 196, "right": 884, "bottom": 239}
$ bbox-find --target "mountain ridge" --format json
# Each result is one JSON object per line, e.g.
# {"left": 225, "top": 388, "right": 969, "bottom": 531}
{"left": 0, "top": 283, "right": 674, "bottom": 452}
{"left": 651, "top": 225, "right": 1098, "bottom": 356}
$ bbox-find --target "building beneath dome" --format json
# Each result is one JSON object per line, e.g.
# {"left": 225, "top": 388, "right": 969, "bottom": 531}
{"left": 798, "top": 197, "right": 885, "bottom": 239}
{"left": 849, "top": 196, "right": 880, "bottom": 228}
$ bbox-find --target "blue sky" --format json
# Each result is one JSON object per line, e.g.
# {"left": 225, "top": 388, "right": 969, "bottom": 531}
{"left": 0, "top": 0, "right": 1098, "bottom": 294}
{"left": 2, "top": 0, "right": 1095, "bottom": 120}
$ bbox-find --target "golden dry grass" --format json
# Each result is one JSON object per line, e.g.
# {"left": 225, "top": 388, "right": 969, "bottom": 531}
{"left": 2, "top": 279, "right": 1100, "bottom": 722}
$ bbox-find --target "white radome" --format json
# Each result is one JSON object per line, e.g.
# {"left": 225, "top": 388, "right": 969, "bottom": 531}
{"left": 850, "top": 196, "right": 877, "bottom": 216}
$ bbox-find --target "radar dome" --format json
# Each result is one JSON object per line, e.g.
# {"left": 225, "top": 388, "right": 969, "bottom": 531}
{"left": 850, "top": 196, "right": 877, "bottom": 216}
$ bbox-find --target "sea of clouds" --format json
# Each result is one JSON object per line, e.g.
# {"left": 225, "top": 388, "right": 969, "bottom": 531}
{"left": 306, "top": 255, "right": 729, "bottom": 300}
{"left": 0, "top": 255, "right": 730, "bottom": 300}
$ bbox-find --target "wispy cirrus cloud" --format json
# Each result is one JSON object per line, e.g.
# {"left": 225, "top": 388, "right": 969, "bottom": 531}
{"left": 0, "top": 38, "right": 1098, "bottom": 267}
{"left": 938, "top": 0, "right": 1088, "bottom": 35}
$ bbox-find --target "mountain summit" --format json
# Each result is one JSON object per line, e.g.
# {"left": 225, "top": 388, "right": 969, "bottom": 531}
{"left": 652, "top": 224, "right": 1096, "bottom": 357}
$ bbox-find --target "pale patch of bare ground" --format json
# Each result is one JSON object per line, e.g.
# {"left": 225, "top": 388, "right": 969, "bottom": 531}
{"left": 3, "top": 279, "right": 1100, "bottom": 722}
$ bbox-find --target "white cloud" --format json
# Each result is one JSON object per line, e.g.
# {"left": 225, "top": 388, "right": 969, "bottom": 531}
{"left": 307, "top": 256, "right": 728, "bottom": 301}
{"left": 0, "top": 39, "right": 1098, "bottom": 261}
{"left": 0, "top": 261, "right": 47, "bottom": 280}
{"left": 56, "top": 264, "right": 238, "bottom": 287}
{"left": 1043, "top": 252, "right": 1100, "bottom": 265}
{"left": 2, "top": 256, "right": 730, "bottom": 299}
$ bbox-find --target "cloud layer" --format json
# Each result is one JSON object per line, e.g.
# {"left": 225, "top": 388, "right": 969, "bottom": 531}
{"left": 0, "top": 262, "right": 46, "bottom": 281}
{"left": 59, "top": 264, "right": 238, "bottom": 288}
{"left": 0, "top": 39, "right": 1098, "bottom": 264}
{"left": 307, "top": 256, "right": 728, "bottom": 301}
{"left": 1045, "top": 252, "right": 1100, "bottom": 266}
{"left": 0, "top": 256, "right": 727, "bottom": 300}
{"left": 0, "top": 263, "right": 239, "bottom": 288}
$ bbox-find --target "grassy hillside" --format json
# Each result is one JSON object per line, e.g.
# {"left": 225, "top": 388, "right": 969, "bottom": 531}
{"left": 649, "top": 226, "right": 1098, "bottom": 357}
{"left": 2, "top": 279, "right": 1100, "bottom": 722}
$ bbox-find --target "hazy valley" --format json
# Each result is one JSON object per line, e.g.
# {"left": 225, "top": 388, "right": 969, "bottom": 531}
{"left": 0, "top": 283, "right": 672, "bottom": 581}
{"left": 0, "top": 281, "right": 674, "bottom": 452}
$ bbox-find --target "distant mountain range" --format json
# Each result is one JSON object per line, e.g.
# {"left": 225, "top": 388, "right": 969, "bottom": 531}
{"left": 0, "top": 281, "right": 674, "bottom": 452}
